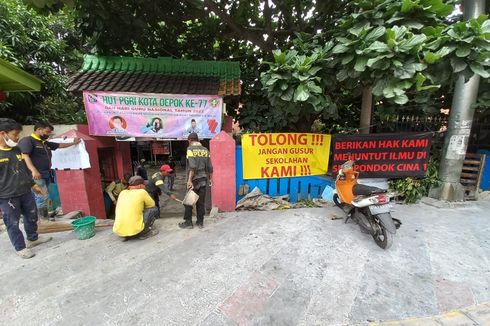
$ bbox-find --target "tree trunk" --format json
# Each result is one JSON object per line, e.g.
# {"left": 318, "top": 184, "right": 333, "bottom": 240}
{"left": 360, "top": 85, "right": 373, "bottom": 134}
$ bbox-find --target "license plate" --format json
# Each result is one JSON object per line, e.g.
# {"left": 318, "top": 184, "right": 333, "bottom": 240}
{"left": 369, "top": 204, "right": 391, "bottom": 215}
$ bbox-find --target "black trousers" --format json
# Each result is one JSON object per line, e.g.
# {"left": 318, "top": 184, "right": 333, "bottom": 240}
{"left": 184, "top": 185, "right": 207, "bottom": 225}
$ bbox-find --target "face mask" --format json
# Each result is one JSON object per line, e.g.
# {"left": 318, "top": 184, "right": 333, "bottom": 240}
{"left": 3, "top": 136, "right": 18, "bottom": 147}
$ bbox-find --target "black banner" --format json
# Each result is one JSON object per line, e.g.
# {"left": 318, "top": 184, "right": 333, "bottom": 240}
{"left": 331, "top": 132, "right": 432, "bottom": 178}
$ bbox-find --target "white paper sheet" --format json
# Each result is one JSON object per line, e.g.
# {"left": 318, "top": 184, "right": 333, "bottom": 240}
{"left": 50, "top": 138, "right": 91, "bottom": 170}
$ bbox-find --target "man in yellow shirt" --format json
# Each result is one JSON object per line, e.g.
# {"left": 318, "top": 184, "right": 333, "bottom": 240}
{"left": 113, "top": 176, "right": 160, "bottom": 241}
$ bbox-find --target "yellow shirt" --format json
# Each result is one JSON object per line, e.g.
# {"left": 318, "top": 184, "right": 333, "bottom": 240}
{"left": 113, "top": 189, "right": 155, "bottom": 237}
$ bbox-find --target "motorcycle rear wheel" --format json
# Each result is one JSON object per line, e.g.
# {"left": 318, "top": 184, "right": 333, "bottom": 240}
{"left": 372, "top": 224, "right": 393, "bottom": 250}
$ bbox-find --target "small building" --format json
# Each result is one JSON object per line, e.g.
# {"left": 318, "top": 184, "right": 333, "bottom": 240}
{"left": 61, "top": 55, "right": 241, "bottom": 217}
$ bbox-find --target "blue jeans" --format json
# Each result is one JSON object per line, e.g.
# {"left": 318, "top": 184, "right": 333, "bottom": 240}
{"left": 0, "top": 192, "right": 39, "bottom": 251}
{"left": 33, "top": 177, "right": 50, "bottom": 209}
{"left": 120, "top": 206, "right": 159, "bottom": 239}
{"left": 140, "top": 206, "right": 159, "bottom": 235}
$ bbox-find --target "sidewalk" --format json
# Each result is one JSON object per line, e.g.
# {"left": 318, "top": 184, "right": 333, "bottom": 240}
{"left": 0, "top": 199, "right": 489, "bottom": 325}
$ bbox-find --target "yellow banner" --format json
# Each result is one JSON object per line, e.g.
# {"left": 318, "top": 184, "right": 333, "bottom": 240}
{"left": 242, "top": 133, "right": 331, "bottom": 179}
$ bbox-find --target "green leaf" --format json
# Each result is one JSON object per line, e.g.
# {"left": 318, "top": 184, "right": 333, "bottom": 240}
{"left": 416, "top": 73, "right": 426, "bottom": 90}
{"left": 435, "top": 46, "right": 453, "bottom": 57}
{"left": 383, "top": 85, "right": 396, "bottom": 98}
{"left": 420, "top": 0, "right": 454, "bottom": 16}
{"left": 332, "top": 43, "right": 350, "bottom": 54}
{"left": 366, "top": 56, "right": 385, "bottom": 67}
{"left": 447, "top": 29, "right": 460, "bottom": 39}
{"left": 451, "top": 57, "right": 467, "bottom": 73}
{"left": 404, "top": 22, "right": 425, "bottom": 30}
{"left": 386, "top": 28, "right": 396, "bottom": 41}
{"left": 401, "top": 0, "right": 417, "bottom": 12}
{"left": 424, "top": 51, "right": 441, "bottom": 64}
{"left": 422, "top": 26, "right": 444, "bottom": 37}
{"left": 456, "top": 47, "right": 471, "bottom": 58}
{"left": 294, "top": 84, "right": 310, "bottom": 102}
{"left": 399, "top": 34, "right": 427, "bottom": 51}
{"left": 387, "top": 17, "right": 403, "bottom": 24}
{"left": 307, "top": 82, "right": 323, "bottom": 94}
{"left": 394, "top": 94, "right": 409, "bottom": 105}
{"left": 265, "top": 77, "right": 278, "bottom": 86}
{"left": 280, "top": 87, "right": 295, "bottom": 101}
{"left": 341, "top": 54, "right": 355, "bottom": 65}
{"left": 308, "top": 66, "right": 322, "bottom": 76}
{"left": 337, "top": 37, "right": 352, "bottom": 44}
{"left": 354, "top": 56, "right": 368, "bottom": 72}
{"left": 393, "top": 60, "right": 403, "bottom": 67}
{"left": 365, "top": 27, "right": 386, "bottom": 42}
{"left": 392, "top": 26, "right": 408, "bottom": 39}
{"left": 482, "top": 20, "right": 490, "bottom": 34}
{"left": 366, "top": 41, "right": 390, "bottom": 52}
{"left": 348, "top": 24, "right": 366, "bottom": 37}
{"left": 469, "top": 63, "right": 490, "bottom": 78}
{"left": 298, "top": 75, "right": 309, "bottom": 82}
{"left": 373, "top": 78, "right": 389, "bottom": 96}
{"left": 336, "top": 69, "right": 349, "bottom": 82}
{"left": 273, "top": 50, "right": 286, "bottom": 64}
{"left": 394, "top": 63, "right": 418, "bottom": 79}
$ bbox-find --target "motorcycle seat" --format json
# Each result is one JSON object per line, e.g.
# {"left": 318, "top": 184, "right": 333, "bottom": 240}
{"left": 352, "top": 184, "right": 386, "bottom": 196}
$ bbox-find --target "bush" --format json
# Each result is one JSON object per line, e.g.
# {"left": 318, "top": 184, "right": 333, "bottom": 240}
{"left": 389, "top": 159, "right": 440, "bottom": 204}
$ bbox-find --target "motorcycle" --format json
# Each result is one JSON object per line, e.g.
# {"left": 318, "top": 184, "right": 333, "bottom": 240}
{"left": 332, "top": 158, "right": 401, "bottom": 249}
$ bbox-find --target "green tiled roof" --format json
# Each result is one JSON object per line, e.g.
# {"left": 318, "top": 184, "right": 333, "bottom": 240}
{"left": 81, "top": 55, "right": 240, "bottom": 81}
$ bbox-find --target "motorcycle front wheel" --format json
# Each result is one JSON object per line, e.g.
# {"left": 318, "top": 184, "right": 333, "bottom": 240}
{"left": 372, "top": 224, "right": 393, "bottom": 249}
{"left": 333, "top": 193, "right": 343, "bottom": 208}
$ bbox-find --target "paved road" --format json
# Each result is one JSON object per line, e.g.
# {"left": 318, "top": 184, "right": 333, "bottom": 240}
{"left": 0, "top": 200, "right": 489, "bottom": 325}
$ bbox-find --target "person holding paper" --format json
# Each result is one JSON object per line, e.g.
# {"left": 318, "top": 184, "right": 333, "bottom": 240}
{"left": 18, "top": 122, "right": 80, "bottom": 221}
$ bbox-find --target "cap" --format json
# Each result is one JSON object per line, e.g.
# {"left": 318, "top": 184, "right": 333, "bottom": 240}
{"left": 160, "top": 164, "right": 174, "bottom": 173}
{"left": 188, "top": 132, "right": 199, "bottom": 141}
{"left": 128, "top": 176, "right": 145, "bottom": 186}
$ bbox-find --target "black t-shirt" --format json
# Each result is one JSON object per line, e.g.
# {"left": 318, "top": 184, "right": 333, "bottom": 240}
{"left": 18, "top": 135, "right": 59, "bottom": 178}
{"left": 0, "top": 147, "right": 35, "bottom": 199}
{"left": 136, "top": 165, "right": 148, "bottom": 180}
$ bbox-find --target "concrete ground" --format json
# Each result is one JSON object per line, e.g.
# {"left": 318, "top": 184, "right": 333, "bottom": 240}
{"left": 0, "top": 196, "right": 489, "bottom": 325}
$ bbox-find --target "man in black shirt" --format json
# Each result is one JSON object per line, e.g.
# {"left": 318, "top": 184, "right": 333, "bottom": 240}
{"left": 146, "top": 164, "right": 177, "bottom": 215}
{"left": 0, "top": 118, "right": 52, "bottom": 259}
{"left": 18, "top": 122, "right": 80, "bottom": 221}
{"left": 179, "top": 133, "right": 213, "bottom": 229}
{"left": 135, "top": 158, "right": 148, "bottom": 180}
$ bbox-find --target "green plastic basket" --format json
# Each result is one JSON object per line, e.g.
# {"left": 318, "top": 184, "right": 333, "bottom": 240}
{"left": 71, "top": 216, "right": 96, "bottom": 240}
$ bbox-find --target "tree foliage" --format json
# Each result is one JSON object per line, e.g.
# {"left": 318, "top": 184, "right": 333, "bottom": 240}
{"left": 261, "top": 0, "right": 490, "bottom": 132}
{"left": 11, "top": 0, "right": 490, "bottom": 132}
{"left": 22, "top": 0, "right": 356, "bottom": 131}
{"left": 0, "top": 0, "right": 85, "bottom": 124}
